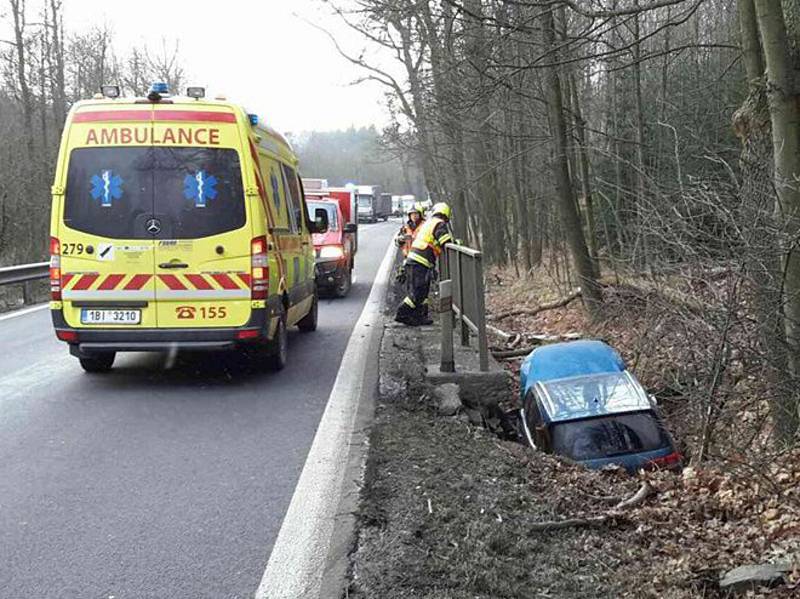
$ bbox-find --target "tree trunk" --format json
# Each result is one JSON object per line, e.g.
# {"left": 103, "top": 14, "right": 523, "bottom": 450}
{"left": 755, "top": 0, "right": 800, "bottom": 439}
{"left": 10, "top": 0, "right": 34, "bottom": 159}
{"left": 632, "top": 0, "right": 649, "bottom": 269}
{"left": 541, "top": 7, "right": 602, "bottom": 315}
{"left": 570, "top": 72, "right": 600, "bottom": 276}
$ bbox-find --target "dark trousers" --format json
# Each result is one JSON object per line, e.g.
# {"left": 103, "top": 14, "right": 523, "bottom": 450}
{"left": 395, "top": 262, "right": 432, "bottom": 323}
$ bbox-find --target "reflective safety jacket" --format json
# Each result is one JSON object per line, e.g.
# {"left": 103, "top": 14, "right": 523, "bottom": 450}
{"left": 407, "top": 216, "right": 453, "bottom": 268}
{"left": 396, "top": 219, "right": 425, "bottom": 257}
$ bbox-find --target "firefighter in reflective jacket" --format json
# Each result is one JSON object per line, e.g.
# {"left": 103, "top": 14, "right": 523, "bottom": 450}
{"left": 395, "top": 203, "right": 425, "bottom": 257}
{"left": 395, "top": 202, "right": 453, "bottom": 326}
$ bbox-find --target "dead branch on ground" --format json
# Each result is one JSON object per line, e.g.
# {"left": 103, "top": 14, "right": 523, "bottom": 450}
{"left": 490, "top": 290, "right": 582, "bottom": 321}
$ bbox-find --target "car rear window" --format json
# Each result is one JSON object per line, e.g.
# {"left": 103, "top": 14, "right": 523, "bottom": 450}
{"left": 551, "top": 412, "right": 671, "bottom": 461}
{"left": 64, "top": 147, "right": 244, "bottom": 239}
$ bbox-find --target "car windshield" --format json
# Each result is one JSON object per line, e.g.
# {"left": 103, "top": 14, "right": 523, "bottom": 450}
{"left": 357, "top": 196, "right": 372, "bottom": 207}
{"left": 64, "top": 146, "right": 244, "bottom": 239}
{"left": 307, "top": 202, "right": 338, "bottom": 231}
{"left": 551, "top": 412, "right": 671, "bottom": 461}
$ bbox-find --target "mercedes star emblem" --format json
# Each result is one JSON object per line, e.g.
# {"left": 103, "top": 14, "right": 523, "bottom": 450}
{"left": 146, "top": 218, "right": 161, "bottom": 235}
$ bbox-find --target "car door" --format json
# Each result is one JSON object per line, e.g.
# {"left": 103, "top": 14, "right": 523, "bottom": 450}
{"left": 151, "top": 145, "right": 251, "bottom": 328}
{"left": 60, "top": 145, "right": 158, "bottom": 329}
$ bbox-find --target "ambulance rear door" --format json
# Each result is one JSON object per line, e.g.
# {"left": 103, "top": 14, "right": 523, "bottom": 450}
{"left": 59, "top": 112, "right": 158, "bottom": 329}
{"left": 150, "top": 114, "right": 252, "bottom": 328}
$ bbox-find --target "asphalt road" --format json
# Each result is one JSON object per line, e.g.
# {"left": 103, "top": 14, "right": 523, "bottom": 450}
{"left": 0, "top": 220, "right": 397, "bottom": 599}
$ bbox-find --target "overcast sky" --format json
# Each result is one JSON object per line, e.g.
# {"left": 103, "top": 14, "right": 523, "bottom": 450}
{"left": 59, "top": 0, "right": 391, "bottom": 133}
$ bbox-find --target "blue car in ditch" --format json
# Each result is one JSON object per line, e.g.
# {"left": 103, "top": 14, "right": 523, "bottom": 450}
{"left": 518, "top": 340, "right": 681, "bottom": 473}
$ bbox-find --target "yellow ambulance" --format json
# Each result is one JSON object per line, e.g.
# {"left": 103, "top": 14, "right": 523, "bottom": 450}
{"left": 49, "top": 83, "right": 326, "bottom": 372}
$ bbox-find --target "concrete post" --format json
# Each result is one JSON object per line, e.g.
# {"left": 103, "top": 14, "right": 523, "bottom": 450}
{"left": 439, "top": 279, "right": 454, "bottom": 373}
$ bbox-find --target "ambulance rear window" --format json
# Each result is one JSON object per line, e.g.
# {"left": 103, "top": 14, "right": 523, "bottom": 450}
{"left": 64, "top": 147, "right": 245, "bottom": 239}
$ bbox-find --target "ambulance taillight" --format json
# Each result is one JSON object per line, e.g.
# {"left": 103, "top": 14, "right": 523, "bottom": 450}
{"left": 251, "top": 236, "right": 269, "bottom": 300}
{"left": 49, "top": 236, "right": 62, "bottom": 300}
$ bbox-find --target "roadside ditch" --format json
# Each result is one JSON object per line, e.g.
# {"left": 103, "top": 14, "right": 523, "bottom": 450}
{"left": 343, "top": 260, "right": 799, "bottom": 598}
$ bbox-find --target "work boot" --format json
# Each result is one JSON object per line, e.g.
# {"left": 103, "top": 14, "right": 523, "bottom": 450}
{"left": 395, "top": 302, "right": 415, "bottom": 325}
{"left": 394, "top": 313, "right": 413, "bottom": 325}
{"left": 412, "top": 307, "right": 433, "bottom": 326}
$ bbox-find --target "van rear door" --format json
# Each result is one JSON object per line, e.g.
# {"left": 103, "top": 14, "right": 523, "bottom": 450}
{"left": 60, "top": 145, "right": 158, "bottom": 328}
{"left": 150, "top": 142, "right": 251, "bottom": 328}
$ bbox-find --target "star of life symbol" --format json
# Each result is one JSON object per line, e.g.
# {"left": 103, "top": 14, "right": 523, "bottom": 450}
{"left": 90, "top": 170, "right": 123, "bottom": 207}
{"left": 183, "top": 170, "right": 218, "bottom": 208}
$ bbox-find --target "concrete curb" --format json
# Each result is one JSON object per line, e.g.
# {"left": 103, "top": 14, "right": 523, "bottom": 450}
{"left": 255, "top": 239, "right": 396, "bottom": 599}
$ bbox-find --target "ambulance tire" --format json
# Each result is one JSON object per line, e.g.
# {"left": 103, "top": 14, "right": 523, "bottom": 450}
{"left": 266, "top": 310, "right": 288, "bottom": 371}
{"left": 297, "top": 291, "right": 318, "bottom": 332}
{"left": 79, "top": 351, "right": 116, "bottom": 373}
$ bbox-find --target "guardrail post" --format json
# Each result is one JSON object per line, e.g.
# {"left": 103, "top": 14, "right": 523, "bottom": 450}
{"left": 473, "top": 254, "right": 489, "bottom": 372}
{"left": 439, "top": 278, "right": 455, "bottom": 373}
{"left": 457, "top": 251, "right": 470, "bottom": 346}
{"left": 22, "top": 281, "right": 33, "bottom": 305}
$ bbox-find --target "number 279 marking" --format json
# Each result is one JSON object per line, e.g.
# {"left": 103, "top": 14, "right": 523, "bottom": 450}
{"left": 62, "top": 243, "right": 84, "bottom": 255}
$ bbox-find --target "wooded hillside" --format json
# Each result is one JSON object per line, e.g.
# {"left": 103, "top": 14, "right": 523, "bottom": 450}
{"left": 332, "top": 0, "right": 800, "bottom": 452}
{"left": 0, "top": 0, "right": 186, "bottom": 264}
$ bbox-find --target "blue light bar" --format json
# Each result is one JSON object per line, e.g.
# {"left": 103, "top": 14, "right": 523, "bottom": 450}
{"left": 248, "top": 114, "right": 259, "bottom": 126}
{"left": 149, "top": 82, "right": 169, "bottom": 94}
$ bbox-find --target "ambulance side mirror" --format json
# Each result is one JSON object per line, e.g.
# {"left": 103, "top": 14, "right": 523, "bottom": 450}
{"left": 311, "top": 208, "right": 329, "bottom": 234}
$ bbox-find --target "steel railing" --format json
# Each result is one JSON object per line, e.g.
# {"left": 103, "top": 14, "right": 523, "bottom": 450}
{"left": 438, "top": 244, "right": 489, "bottom": 372}
{"left": 0, "top": 262, "right": 49, "bottom": 304}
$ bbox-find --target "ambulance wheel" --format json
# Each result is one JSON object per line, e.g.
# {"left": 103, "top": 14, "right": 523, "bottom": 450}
{"left": 267, "top": 311, "right": 288, "bottom": 371}
{"left": 297, "top": 292, "right": 318, "bottom": 332}
{"left": 79, "top": 352, "right": 115, "bottom": 373}
{"left": 335, "top": 268, "right": 352, "bottom": 298}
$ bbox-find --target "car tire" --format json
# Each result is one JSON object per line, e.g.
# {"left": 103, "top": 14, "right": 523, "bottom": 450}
{"left": 266, "top": 310, "right": 288, "bottom": 371}
{"left": 297, "top": 291, "right": 318, "bottom": 332}
{"left": 79, "top": 352, "right": 116, "bottom": 373}
{"left": 335, "top": 267, "right": 352, "bottom": 298}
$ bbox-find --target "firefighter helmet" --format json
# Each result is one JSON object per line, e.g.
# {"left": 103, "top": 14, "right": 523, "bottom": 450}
{"left": 431, "top": 202, "right": 451, "bottom": 220}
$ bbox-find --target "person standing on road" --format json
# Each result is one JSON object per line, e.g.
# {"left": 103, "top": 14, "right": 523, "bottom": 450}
{"left": 395, "top": 203, "right": 426, "bottom": 258}
{"left": 395, "top": 202, "right": 454, "bottom": 326}
{"left": 394, "top": 203, "right": 426, "bottom": 287}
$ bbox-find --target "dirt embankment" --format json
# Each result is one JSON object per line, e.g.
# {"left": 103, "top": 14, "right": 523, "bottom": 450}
{"left": 347, "top": 269, "right": 799, "bottom": 598}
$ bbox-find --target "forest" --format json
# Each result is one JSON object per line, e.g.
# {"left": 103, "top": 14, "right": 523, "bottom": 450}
{"left": 290, "top": 126, "right": 424, "bottom": 197}
{"left": 0, "top": 0, "right": 191, "bottom": 264}
{"left": 325, "top": 0, "right": 800, "bottom": 453}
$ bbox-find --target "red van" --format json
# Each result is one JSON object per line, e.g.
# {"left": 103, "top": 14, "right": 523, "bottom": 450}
{"left": 306, "top": 197, "right": 357, "bottom": 297}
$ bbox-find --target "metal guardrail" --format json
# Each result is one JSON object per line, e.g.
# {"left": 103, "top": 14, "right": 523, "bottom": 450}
{"left": 0, "top": 262, "right": 49, "bottom": 285}
{"left": 0, "top": 262, "right": 49, "bottom": 304}
{"left": 438, "top": 244, "right": 489, "bottom": 373}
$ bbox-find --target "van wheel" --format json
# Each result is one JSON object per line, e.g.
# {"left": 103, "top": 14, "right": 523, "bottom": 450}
{"left": 79, "top": 352, "right": 116, "bottom": 373}
{"left": 335, "top": 268, "right": 352, "bottom": 298}
{"left": 266, "top": 311, "right": 288, "bottom": 371}
{"left": 297, "top": 292, "right": 318, "bottom": 332}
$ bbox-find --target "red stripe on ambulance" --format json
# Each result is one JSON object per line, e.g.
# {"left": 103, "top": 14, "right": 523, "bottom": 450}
{"left": 237, "top": 273, "right": 251, "bottom": 288}
{"left": 98, "top": 274, "right": 125, "bottom": 290}
{"left": 152, "top": 111, "right": 236, "bottom": 123}
{"left": 72, "top": 274, "right": 99, "bottom": 290}
{"left": 74, "top": 110, "right": 237, "bottom": 124}
{"left": 185, "top": 274, "right": 214, "bottom": 290}
{"left": 124, "top": 274, "right": 151, "bottom": 290}
{"left": 211, "top": 273, "right": 238, "bottom": 290}
{"left": 158, "top": 274, "right": 186, "bottom": 290}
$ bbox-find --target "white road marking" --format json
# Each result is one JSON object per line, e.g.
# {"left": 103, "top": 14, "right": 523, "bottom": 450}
{"left": 0, "top": 303, "right": 48, "bottom": 322}
{"left": 255, "top": 238, "right": 396, "bottom": 599}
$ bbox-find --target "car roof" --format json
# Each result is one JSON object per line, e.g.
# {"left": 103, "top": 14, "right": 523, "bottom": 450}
{"left": 522, "top": 340, "right": 625, "bottom": 387}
